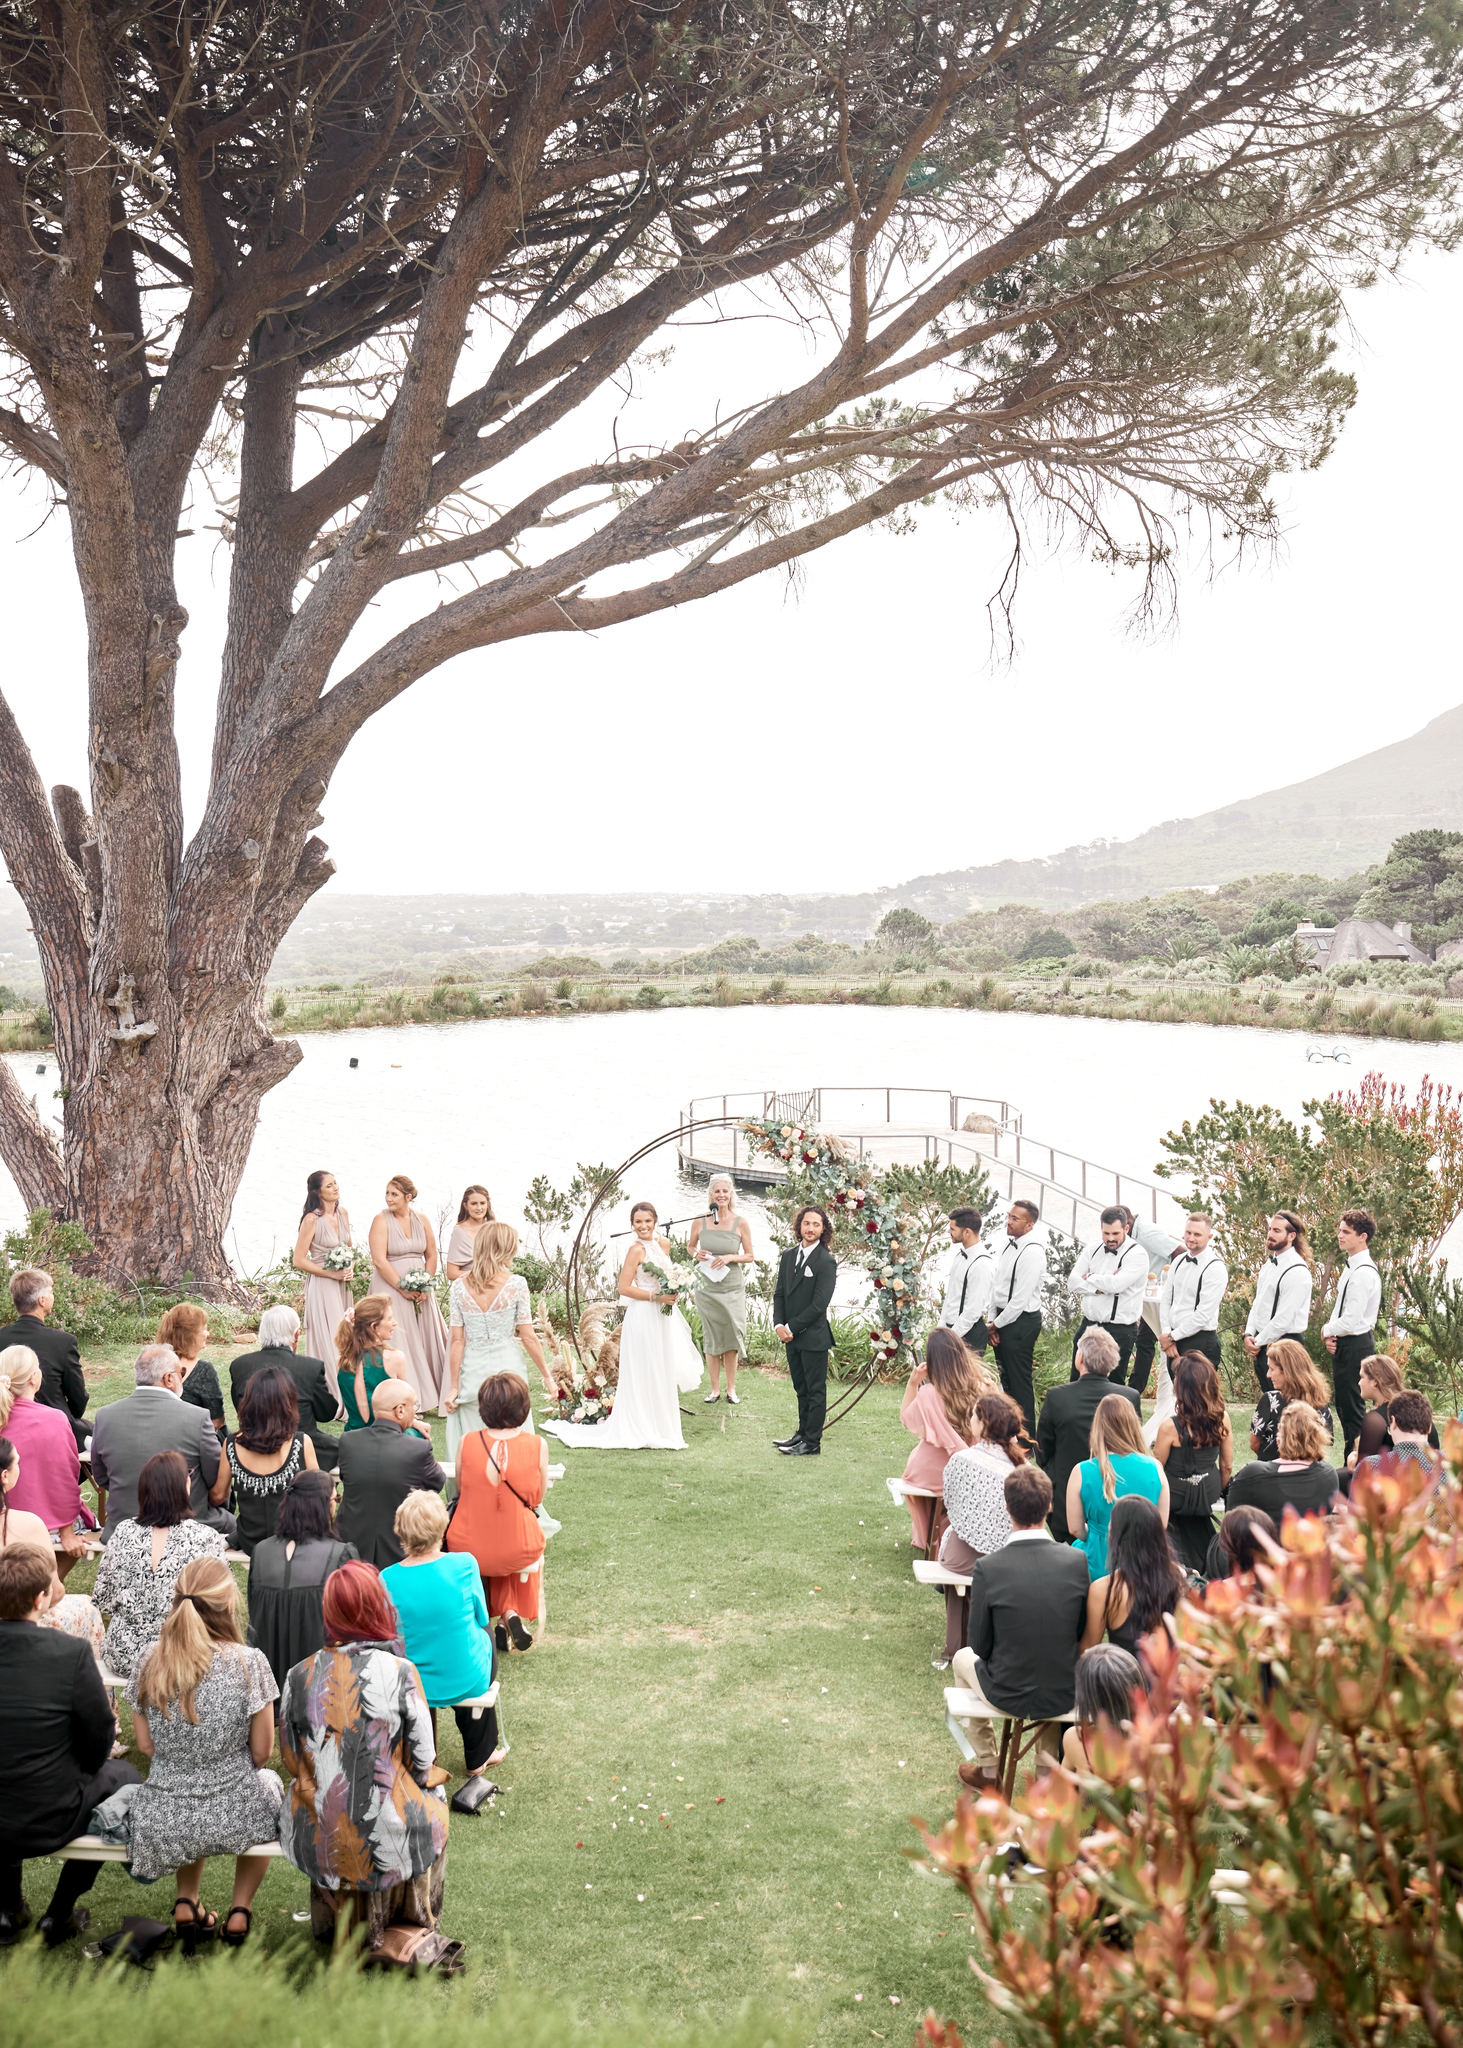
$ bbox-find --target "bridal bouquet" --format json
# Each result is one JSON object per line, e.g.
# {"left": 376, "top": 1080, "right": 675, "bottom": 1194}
{"left": 396, "top": 1268, "right": 435, "bottom": 1315}
{"left": 639, "top": 1259, "right": 681, "bottom": 1317}
{"left": 320, "top": 1244, "right": 354, "bottom": 1275}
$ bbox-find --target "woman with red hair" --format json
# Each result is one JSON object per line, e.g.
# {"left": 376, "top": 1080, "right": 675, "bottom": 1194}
{"left": 278, "top": 1560, "right": 451, "bottom": 1954}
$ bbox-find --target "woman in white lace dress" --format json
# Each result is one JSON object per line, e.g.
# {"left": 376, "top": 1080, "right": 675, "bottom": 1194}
{"left": 445, "top": 1222, "right": 555, "bottom": 1464}
{"left": 543, "top": 1202, "right": 701, "bottom": 1451}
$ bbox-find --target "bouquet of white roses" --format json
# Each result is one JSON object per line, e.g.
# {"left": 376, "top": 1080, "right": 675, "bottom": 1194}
{"left": 396, "top": 1268, "right": 435, "bottom": 1315}
{"left": 320, "top": 1244, "right": 354, "bottom": 1274}
{"left": 638, "top": 1259, "right": 681, "bottom": 1317}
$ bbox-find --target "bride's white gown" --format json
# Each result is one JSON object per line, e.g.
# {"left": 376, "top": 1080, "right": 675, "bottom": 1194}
{"left": 543, "top": 1254, "right": 702, "bottom": 1451}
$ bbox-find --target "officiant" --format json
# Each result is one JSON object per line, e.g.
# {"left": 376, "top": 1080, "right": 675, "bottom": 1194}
{"left": 689, "top": 1174, "right": 754, "bottom": 1406}
{"left": 772, "top": 1207, "right": 838, "bottom": 1458}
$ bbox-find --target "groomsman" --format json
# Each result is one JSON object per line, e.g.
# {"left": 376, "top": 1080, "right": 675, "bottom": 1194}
{"left": 988, "top": 1201, "right": 1046, "bottom": 1432}
{"left": 939, "top": 1209, "right": 993, "bottom": 1358}
{"left": 1068, "top": 1207, "right": 1149, "bottom": 1385}
{"left": 772, "top": 1206, "right": 838, "bottom": 1458}
{"left": 1322, "top": 1208, "right": 1382, "bottom": 1459}
{"left": 1123, "top": 1211, "right": 1183, "bottom": 1397}
{"left": 1243, "top": 1210, "right": 1314, "bottom": 1394}
{"left": 1159, "top": 1213, "right": 1228, "bottom": 1370}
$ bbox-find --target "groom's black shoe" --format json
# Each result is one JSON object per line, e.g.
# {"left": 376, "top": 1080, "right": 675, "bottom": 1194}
{"left": 773, "top": 1431, "right": 802, "bottom": 1450}
{"left": 784, "top": 1439, "right": 820, "bottom": 1455}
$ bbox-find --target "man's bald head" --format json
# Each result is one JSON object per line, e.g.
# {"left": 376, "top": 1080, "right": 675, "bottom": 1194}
{"left": 372, "top": 1377, "right": 417, "bottom": 1425}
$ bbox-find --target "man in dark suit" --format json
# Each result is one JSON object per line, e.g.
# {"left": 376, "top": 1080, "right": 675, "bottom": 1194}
{"left": 1034, "top": 1323, "right": 1143, "bottom": 1543}
{"left": 231, "top": 1303, "right": 342, "bottom": 1470}
{"left": 0, "top": 1267, "right": 89, "bottom": 1450}
{"left": 772, "top": 1205, "right": 838, "bottom": 1457}
{"left": 89, "top": 1344, "right": 235, "bottom": 1540}
{"left": 336, "top": 1378, "right": 444, "bottom": 1566}
{"left": 950, "top": 1464, "right": 1090, "bottom": 1789}
{"left": 0, "top": 1542, "right": 141, "bottom": 1946}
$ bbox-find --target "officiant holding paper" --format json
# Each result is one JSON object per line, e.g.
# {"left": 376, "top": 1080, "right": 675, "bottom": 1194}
{"left": 689, "top": 1174, "right": 754, "bottom": 1405}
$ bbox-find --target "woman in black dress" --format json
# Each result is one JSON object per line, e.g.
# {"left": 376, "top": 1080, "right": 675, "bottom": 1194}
{"left": 210, "top": 1366, "right": 318, "bottom": 1555}
{"left": 1153, "top": 1351, "right": 1233, "bottom": 1573}
{"left": 1079, "top": 1494, "right": 1187, "bottom": 1681}
{"left": 246, "top": 1471, "right": 357, "bottom": 1688}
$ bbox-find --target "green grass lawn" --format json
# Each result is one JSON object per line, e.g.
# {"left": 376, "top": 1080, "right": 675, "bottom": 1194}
{"left": 27, "top": 1342, "right": 1299, "bottom": 2041}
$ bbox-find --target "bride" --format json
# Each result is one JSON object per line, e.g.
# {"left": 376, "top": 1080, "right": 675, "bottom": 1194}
{"left": 543, "top": 1201, "right": 701, "bottom": 1450}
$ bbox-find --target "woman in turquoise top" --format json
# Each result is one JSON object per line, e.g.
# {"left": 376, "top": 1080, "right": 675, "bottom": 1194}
{"left": 1066, "top": 1394, "right": 1170, "bottom": 1578}
{"left": 335, "top": 1295, "right": 410, "bottom": 1431}
{"left": 382, "top": 1489, "right": 500, "bottom": 1811}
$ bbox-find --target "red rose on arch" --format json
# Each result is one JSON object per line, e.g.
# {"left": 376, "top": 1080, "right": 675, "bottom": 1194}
{"left": 866, "top": 1221, "right": 878, "bottom": 1234}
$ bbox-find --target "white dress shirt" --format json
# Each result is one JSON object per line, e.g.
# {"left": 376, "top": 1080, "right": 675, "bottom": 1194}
{"left": 991, "top": 1234, "right": 1047, "bottom": 1328}
{"left": 1160, "top": 1250, "right": 1229, "bottom": 1340}
{"left": 1322, "top": 1249, "right": 1382, "bottom": 1339}
{"left": 1244, "top": 1244, "right": 1314, "bottom": 1345}
{"left": 1069, "top": 1236, "right": 1148, "bottom": 1325}
{"left": 940, "top": 1244, "right": 994, "bottom": 1337}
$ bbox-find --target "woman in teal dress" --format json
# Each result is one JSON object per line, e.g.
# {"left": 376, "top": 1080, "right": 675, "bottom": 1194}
{"left": 1066, "top": 1394, "right": 1169, "bottom": 1578}
{"left": 335, "top": 1295, "right": 410, "bottom": 1431}
{"left": 688, "top": 1174, "right": 753, "bottom": 1404}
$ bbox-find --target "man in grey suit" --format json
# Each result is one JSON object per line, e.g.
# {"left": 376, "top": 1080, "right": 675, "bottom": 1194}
{"left": 88, "top": 1345, "right": 236, "bottom": 1542}
{"left": 336, "top": 1379, "right": 443, "bottom": 1568}
{"left": 1034, "top": 1324, "right": 1142, "bottom": 1543}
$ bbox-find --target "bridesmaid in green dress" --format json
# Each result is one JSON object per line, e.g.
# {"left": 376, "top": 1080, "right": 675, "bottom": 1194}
{"left": 335, "top": 1296, "right": 410, "bottom": 1430}
{"left": 689, "top": 1173, "right": 755, "bottom": 1404}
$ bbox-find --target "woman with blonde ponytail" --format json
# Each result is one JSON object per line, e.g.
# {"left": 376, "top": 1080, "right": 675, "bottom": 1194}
{"left": 1066, "top": 1394, "right": 1169, "bottom": 1579}
{"left": 126, "top": 1557, "right": 283, "bottom": 1945}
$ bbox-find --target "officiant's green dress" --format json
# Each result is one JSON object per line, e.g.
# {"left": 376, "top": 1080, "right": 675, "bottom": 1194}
{"left": 694, "top": 1225, "right": 748, "bottom": 1359}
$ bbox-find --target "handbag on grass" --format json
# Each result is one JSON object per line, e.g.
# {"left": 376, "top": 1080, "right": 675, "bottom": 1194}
{"left": 366, "top": 1924, "right": 466, "bottom": 1974}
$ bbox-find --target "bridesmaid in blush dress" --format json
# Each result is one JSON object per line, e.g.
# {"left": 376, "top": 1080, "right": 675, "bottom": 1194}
{"left": 368, "top": 1174, "right": 450, "bottom": 1415}
{"left": 445, "top": 1184, "right": 494, "bottom": 1280}
{"left": 293, "top": 1171, "right": 353, "bottom": 1400}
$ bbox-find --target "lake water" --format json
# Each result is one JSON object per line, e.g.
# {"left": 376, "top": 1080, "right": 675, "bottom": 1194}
{"left": 7, "top": 1006, "right": 1463, "bottom": 1278}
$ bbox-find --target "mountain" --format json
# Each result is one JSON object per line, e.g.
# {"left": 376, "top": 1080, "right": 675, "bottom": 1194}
{"left": 889, "top": 705, "right": 1463, "bottom": 915}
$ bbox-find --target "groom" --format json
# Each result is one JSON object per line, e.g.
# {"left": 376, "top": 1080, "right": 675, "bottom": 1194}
{"left": 773, "top": 1206, "right": 838, "bottom": 1457}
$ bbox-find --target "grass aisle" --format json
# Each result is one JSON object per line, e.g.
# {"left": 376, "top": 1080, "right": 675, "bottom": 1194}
{"left": 53, "top": 1371, "right": 989, "bottom": 2042}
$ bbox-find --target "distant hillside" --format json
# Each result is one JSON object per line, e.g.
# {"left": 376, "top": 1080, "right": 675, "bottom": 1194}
{"left": 892, "top": 705, "right": 1463, "bottom": 914}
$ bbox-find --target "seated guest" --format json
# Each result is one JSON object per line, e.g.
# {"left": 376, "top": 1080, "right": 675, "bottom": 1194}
{"left": 0, "top": 1543, "right": 140, "bottom": 1948}
{"left": 1353, "top": 1390, "right": 1446, "bottom": 1502}
{"left": 1061, "top": 1642, "right": 1145, "bottom": 1775}
{"left": 1228, "top": 1401, "right": 1339, "bottom": 1525}
{"left": 898, "top": 1329, "right": 984, "bottom": 1548}
{"left": 950, "top": 1465, "right": 1090, "bottom": 1791}
{"left": 1080, "top": 1495, "right": 1186, "bottom": 1677}
{"left": 1035, "top": 1327, "right": 1141, "bottom": 1544}
{"left": 279, "top": 1560, "right": 450, "bottom": 1953}
{"left": 0, "top": 1438, "right": 105, "bottom": 1660}
{"left": 1067, "top": 1395, "right": 1169, "bottom": 1580}
{"left": 1152, "top": 1352, "right": 1233, "bottom": 1574}
{"left": 231, "top": 1305, "right": 342, "bottom": 1470}
{"left": 1249, "top": 1339, "right": 1334, "bottom": 1461}
{"left": 445, "top": 1373, "right": 546, "bottom": 1654}
{"left": 1202, "top": 1503, "right": 1279, "bottom": 1588}
{"left": 247, "top": 1471, "right": 358, "bottom": 1690}
{"left": 89, "top": 1345, "right": 235, "bottom": 1542}
{"left": 383, "top": 1491, "right": 500, "bottom": 1813}
{"left": 336, "top": 1295, "right": 413, "bottom": 1433}
{"left": 211, "top": 1366, "right": 319, "bottom": 1556}
{"left": 127, "top": 1556, "right": 282, "bottom": 1945}
{"left": 155, "top": 1304, "right": 225, "bottom": 1436}
{"left": 0, "top": 1346, "right": 96, "bottom": 1574}
{"left": 936, "top": 1390, "right": 1026, "bottom": 1668}
{"left": 0, "top": 1268, "right": 89, "bottom": 1451}
{"left": 336, "top": 1378, "right": 443, "bottom": 1568}
{"left": 1344, "top": 1355, "right": 1441, "bottom": 1473}
{"left": 92, "top": 1451, "right": 229, "bottom": 1676}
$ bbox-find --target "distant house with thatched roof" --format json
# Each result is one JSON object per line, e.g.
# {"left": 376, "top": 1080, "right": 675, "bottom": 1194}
{"left": 1293, "top": 919, "right": 1432, "bottom": 969}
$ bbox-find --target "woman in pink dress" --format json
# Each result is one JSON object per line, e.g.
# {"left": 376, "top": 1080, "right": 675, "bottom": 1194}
{"left": 368, "top": 1175, "right": 449, "bottom": 1415}
{"left": 293, "top": 1171, "right": 353, "bottom": 1399}
{"left": 0, "top": 1345, "right": 95, "bottom": 1572}
{"left": 899, "top": 1327, "right": 987, "bottom": 1548}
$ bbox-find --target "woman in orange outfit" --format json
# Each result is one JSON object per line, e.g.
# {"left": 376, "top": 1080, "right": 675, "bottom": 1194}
{"left": 445, "top": 1372, "right": 547, "bottom": 1652}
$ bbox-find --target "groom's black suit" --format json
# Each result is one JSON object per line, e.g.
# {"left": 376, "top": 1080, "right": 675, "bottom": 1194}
{"left": 773, "top": 1242, "right": 838, "bottom": 1450}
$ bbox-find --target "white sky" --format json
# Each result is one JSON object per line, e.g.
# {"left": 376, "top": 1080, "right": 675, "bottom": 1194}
{"left": 3, "top": 248, "right": 1461, "bottom": 898}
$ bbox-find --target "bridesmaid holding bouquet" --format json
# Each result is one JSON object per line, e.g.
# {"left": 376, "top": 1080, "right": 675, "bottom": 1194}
{"left": 445, "top": 1184, "right": 494, "bottom": 1280}
{"left": 368, "top": 1175, "right": 450, "bottom": 1415}
{"left": 293, "top": 1171, "right": 353, "bottom": 1400}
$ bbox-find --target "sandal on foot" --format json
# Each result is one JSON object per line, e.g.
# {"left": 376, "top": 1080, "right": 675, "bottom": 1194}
{"left": 726, "top": 1390, "right": 740, "bottom": 1404}
{"left": 174, "top": 1898, "right": 217, "bottom": 1948}
{"left": 703, "top": 1391, "right": 720, "bottom": 1403}
{"left": 221, "top": 1907, "right": 252, "bottom": 1948}
{"left": 507, "top": 1615, "right": 534, "bottom": 1653}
